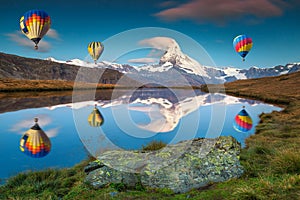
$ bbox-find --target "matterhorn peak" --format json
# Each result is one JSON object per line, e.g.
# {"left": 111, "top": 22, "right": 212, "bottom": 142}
{"left": 159, "top": 38, "right": 208, "bottom": 77}
{"left": 159, "top": 39, "right": 182, "bottom": 65}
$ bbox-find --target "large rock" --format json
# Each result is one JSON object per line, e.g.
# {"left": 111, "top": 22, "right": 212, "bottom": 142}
{"left": 85, "top": 136, "right": 244, "bottom": 193}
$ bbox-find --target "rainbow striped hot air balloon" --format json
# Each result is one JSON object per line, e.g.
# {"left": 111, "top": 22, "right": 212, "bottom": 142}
{"left": 20, "top": 118, "right": 51, "bottom": 158}
{"left": 88, "top": 105, "right": 104, "bottom": 127}
{"left": 20, "top": 9, "right": 51, "bottom": 50}
{"left": 233, "top": 34, "right": 253, "bottom": 61}
{"left": 233, "top": 107, "right": 253, "bottom": 132}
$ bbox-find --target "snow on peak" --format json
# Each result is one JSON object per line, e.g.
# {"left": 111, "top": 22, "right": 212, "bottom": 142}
{"left": 45, "top": 57, "right": 55, "bottom": 61}
{"left": 138, "top": 61, "right": 173, "bottom": 72}
{"left": 45, "top": 57, "right": 65, "bottom": 63}
{"left": 159, "top": 38, "right": 182, "bottom": 60}
{"left": 159, "top": 39, "right": 208, "bottom": 77}
{"left": 293, "top": 62, "right": 300, "bottom": 65}
{"left": 44, "top": 57, "right": 131, "bottom": 73}
{"left": 66, "top": 59, "right": 92, "bottom": 66}
{"left": 222, "top": 67, "right": 247, "bottom": 79}
{"left": 162, "top": 61, "right": 173, "bottom": 67}
{"left": 287, "top": 63, "right": 300, "bottom": 68}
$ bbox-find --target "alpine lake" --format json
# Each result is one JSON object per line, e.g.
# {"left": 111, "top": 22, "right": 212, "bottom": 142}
{"left": 0, "top": 88, "right": 281, "bottom": 184}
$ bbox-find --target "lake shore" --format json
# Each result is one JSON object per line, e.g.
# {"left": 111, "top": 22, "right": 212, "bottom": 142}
{"left": 0, "top": 78, "right": 202, "bottom": 92}
{"left": 201, "top": 71, "right": 300, "bottom": 106}
{"left": 0, "top": 78, "right": 115, "bottom": 92}
{"left": 0, "top": 71, "right": 300, "bottom": 199}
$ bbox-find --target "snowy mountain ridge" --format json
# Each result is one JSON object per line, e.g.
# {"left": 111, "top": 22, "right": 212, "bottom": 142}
{"left": 45, "top": 39, "right": 300, "bottom": 84}
{"left": 158, "top": 38, "right": 209, "bottom": 77}
{"left": 45, "top": 57, "right": 134, "bottom": 74}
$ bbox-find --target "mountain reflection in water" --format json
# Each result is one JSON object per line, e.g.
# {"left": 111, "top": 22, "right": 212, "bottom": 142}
{"left": 0, "top": 89, "right": 281, "bottom": 184}
{"left": 72, "top": 88, "right": 281, "bottom": 157}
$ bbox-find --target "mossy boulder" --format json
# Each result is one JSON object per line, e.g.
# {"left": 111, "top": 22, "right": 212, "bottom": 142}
{"left": 85, "top": 136, "right": 244, "bottom": 193}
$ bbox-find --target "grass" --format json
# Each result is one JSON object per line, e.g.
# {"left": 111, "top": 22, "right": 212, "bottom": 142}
{"left": 0, "top": 78, "right": 117, "bottom": 92}
{"left": 201, "top": 71, "right": 300, "bottom": 105}
{"left": 1, "top": 71, "right": 300, "bottom": 199}
{"left": 141, "top": 140, "right": 167, "bottom": 151}
{"left": 0, "top": 159, "right": 90, "bottom": 200}
{"left": 0, "top": 78, "right": 202, "bottom": 92}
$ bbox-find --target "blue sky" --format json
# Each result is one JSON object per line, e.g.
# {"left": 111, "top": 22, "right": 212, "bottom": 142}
{"left": 1, "top": 0, "right": 300, "bottom": 68}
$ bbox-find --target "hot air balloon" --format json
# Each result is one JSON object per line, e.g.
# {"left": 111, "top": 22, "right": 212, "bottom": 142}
{"left": 88, "top": 42, "right": 104, "bottom": 64}
{"left": 233, "top": 106, "right": 253, "bottom": 132}
{"left": 88, "top": 105, "right": 104, "bottom": 127}
{"left": 233, "top": 34, "right": 253, "bottom": 61}
{"left": 19, "top": 9, "right": 51, "bottom": 50}
{"left": 20, "top": 118, "right": 51, "bottom": 158}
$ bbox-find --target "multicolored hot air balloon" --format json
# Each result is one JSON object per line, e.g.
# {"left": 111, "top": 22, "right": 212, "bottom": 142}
{"left": 88, "top": 42, "right": 104, "bottom": 64}
{"left": 20, "top": 118, "right": 51, "bottom": 158}
{"left": 233, "top": 106, "right": 253, "bottom": 132}
{"left": 20, "top": 9, "right": 51, "bottom": 50}
{"left": 233, "top": 34, "right": 253, "bottom": 61}
{"left": 88, "top": 105, "right": 104, "bottom": 127}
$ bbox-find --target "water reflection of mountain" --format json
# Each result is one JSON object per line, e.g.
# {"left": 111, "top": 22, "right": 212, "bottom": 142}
{"left": 101, "top": 89, "right": 263, "bottom": 133}
{"left": 0, "top": 89, "right": 263, "bottom": 133}
{"left": 0, "top": 90, "right": 128, "bottom": 113}
{"left": 130, "top": 88, "right": 179, "bottom": 104}
{"left": 129, "top": 88, "right": 207, "bottom": 104}
{"left": 116, "top": 88, "right": 262, "bottom": 108}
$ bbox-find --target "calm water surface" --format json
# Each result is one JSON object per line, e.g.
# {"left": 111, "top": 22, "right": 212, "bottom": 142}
{"left": 0, "top": 89, "right": 281, "bottom": 184}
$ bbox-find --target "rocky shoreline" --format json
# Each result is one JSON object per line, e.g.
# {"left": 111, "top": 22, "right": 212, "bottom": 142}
{"left": 85, "top": 136, "right": 244, "bottom": 193}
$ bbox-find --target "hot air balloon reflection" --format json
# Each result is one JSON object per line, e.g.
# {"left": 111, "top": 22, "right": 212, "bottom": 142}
{"left": 20, "top": 10, "right": 51, "bottom": 50}
{"left": 233, "top": 106, "right": 253, "bottom": 132}
{"left": 88, "top": 42, "right": 104, "bottom": 64}
{"left": 233, "top": 34, "right": 253, "bottom": 61}
{"left": 20, "top": 118, "right": 51, "bottom": 158}
{"left": 88, "top": 105, "right": 104, "bottom": 127}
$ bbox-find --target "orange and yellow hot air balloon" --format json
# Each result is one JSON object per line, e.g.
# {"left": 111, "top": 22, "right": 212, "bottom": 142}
{"left": 20, "top": 118, "right": 51, "bottom": 158}
{"left": 20, "top": 9, "right": 51, "bottom": 50}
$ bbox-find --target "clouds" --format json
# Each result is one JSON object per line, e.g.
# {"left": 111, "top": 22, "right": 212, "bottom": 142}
{"left": 139, "top": 37, "right": 176, "bottom": 50}
{"left": 155, "top": 0, "right": 288, "bottom": 25}
{"left": 128, "top": 58, "right": 158, "bottom": 64}
{"left": 127, "top": 37, "right": 175, "bottom": 65}
{"left": 5, "top": 29, "right": 60, "bottom": 52}
{"left": 10, "top": 115, "right": 59, "bottom": 138}
{"left": 47, "top": 29, "right": 61, "bottom": 40}
{"left": 158, "top": 1, "right": 178, "bottom": 8}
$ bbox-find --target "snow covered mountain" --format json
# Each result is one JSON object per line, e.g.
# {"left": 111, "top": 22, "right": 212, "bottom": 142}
{"left": 45, "top": 39, "right": 300, "bottom": 85}
{"left": 158, "top": 38, "right": 209, "bottom": 77}
{"left": 45, "top": 57, "right": 136, "bottom": 74}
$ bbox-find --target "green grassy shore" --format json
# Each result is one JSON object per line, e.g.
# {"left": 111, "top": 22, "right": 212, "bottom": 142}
{"left": 1, "top": 72, "right": 300, "bottom": 199}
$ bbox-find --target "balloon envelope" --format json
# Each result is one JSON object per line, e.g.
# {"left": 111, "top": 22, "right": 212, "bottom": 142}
{"left": 88, "top": 42, "right": 104, "bottom": 64}
{"left": 88, "top": 107, "right": 104, "bottom": 127}
{"left": 20, "top": 120, "right": 51, "bottom": 158}
{"left": 20, "top": 9, "right": 51, "bottom": 49}
{"left": 233, "top": 108, "right": 253, "bottom": 132}
{"left": 233, "top": 35, "right": 252, "bottom": 61}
